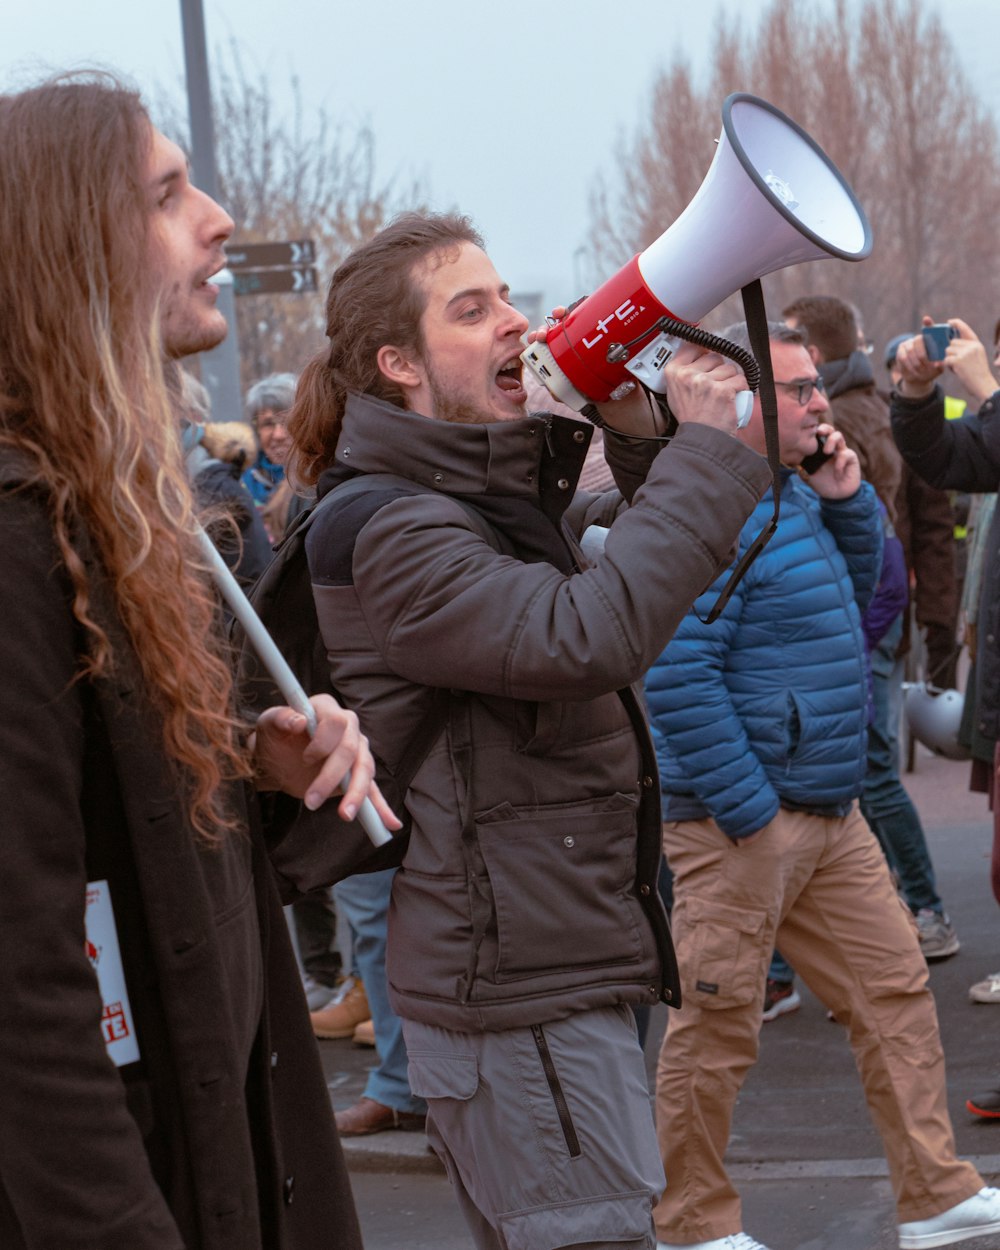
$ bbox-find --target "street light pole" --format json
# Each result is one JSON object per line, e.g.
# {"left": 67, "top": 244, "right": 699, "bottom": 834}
{"left": 179, "top": 0, "right": 243, "bottom": 422}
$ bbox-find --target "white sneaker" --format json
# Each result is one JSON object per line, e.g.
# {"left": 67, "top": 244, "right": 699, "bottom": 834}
{"left": 657, "top": 1235, "right": 772, "bottom": 1250}
{"left": 969, "top": 971, "right": 1000, "bottom": 1004}
{"left": 899, "top": 1186, "right": 1000, "bottom": 1248}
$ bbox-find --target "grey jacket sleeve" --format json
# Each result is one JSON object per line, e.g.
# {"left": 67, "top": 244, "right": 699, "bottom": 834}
{"left": 349, "top": 423, "right": 771, "bottom": 702}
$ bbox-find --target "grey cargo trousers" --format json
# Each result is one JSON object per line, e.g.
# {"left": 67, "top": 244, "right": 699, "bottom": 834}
{"left": 404, "top": 1003, "right": 663, "bottom": 1250}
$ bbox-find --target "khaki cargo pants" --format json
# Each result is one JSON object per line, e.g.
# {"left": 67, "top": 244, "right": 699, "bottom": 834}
{"left": 654, "top": 803, "right": 981, "bottom": 1245}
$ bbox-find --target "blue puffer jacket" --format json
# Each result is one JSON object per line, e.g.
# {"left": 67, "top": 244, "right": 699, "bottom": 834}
{"left": 644, "top": 471, "right": 882, "bottom": 840}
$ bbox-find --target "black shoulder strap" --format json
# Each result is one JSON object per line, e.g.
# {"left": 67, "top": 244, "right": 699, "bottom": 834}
{"left": 697, "top": 279, "right": 782, "bottom": 624}
{"left": 238, "top": 471, "right": 472, "bottom": 860}
{"left": 306, "top": 470, "right": 511, "bottom": 555}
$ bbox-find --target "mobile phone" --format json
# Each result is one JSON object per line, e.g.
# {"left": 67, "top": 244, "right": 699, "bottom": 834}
{"left": 801, "top": 433, "right": 834, "bottom": 475}
{"left": 921, "top": 323, "right": 958, "bottom": 362}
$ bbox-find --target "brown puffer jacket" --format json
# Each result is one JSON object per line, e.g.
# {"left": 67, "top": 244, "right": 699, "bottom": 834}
{"left": 307, "top": 393, "right": 771, "bottom": 1033}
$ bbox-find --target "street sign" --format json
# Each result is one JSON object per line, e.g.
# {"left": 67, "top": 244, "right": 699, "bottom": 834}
{"left": 232, "top": 267, "right": 318, "bottom": 297}
{"left": 226, "top": 239, "right": 316, "bottom": 269}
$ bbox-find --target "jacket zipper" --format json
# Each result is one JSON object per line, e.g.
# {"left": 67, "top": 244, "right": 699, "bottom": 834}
{"left": 530, "top": 1024, "right": 582, "bottom": 1158}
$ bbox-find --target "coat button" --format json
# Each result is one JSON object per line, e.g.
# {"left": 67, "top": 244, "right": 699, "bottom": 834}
{"left": 663, "top": 988, "right": 673, "bottom": 1002}
{"left": 270, "top": 1051, "right": 278, "bottom": 1069}
{"left": 433, "top": 472, "right": 443, "bottom": 484}
{"left": 563, "top": 835, "right": 575, "bottom": 848}
{"left": 639, "top": 884, "right": 651, "bottom": 896}
{"left": 341, "top": 447, "right": 351, "bottom": 458}
{"left": 283, "top": 1176, "right": 295, "bottom": 1205}
{"left": 557, "top": 478, "right": 570, "bottom": 490}
{"left": 573, "top": 429, "right": 586, "bottom": 442}
{"left": 642, "top": 775, "right": 654, "bottom": 788}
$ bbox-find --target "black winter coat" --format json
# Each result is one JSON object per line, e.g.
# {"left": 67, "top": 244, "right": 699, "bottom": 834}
{"left": 891, "top": 384, "right": 1000, "bottom": 740}
{"left": 0, "top": 481, "right": 361, "bottom": 1250}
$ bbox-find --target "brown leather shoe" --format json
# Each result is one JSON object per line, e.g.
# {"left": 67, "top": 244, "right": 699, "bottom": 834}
{"left": 310, "top": 980, "right": 370, "bottom": 1039}
{"left": 335, "top": 1097, "right": 426, "bottom": 1137}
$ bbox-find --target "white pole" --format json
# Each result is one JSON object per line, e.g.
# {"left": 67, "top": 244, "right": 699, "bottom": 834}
{"left": 197, "top": 528, "right": 393, "bottom": 847}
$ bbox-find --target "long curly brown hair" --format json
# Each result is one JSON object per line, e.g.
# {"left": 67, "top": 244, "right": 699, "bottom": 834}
{"left": 0, "top": 73, "right": 249, "bottom": 841}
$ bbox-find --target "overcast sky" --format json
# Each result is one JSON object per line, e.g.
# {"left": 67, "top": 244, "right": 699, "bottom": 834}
{"left": 4, "top": 0, "right": 999, "bottom": 310}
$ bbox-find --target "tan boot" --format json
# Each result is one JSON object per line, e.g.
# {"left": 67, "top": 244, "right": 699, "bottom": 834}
{"left": 310, "top": 979, "right": 370, "bottom": 1039}
{"left": 352, "top": 1018, "right": 376, "bottom": 1048}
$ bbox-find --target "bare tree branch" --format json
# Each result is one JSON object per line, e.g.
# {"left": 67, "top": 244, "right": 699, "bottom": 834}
{"left": 586, "top": 0, "right": 1000, "bottom": 381}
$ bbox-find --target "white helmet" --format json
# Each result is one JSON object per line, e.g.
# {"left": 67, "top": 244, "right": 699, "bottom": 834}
{"left": 903, "top": 682, "right": 970, "bottom": 761}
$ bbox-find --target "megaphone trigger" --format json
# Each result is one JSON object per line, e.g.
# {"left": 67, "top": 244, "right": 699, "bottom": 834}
{"left": 734, "top": 391, "right": 754, "bottom": 428}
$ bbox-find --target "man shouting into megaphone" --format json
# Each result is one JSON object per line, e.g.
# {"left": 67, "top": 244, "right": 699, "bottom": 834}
{"left": 284, "top": 209, "right": 770, "bottom": 1249}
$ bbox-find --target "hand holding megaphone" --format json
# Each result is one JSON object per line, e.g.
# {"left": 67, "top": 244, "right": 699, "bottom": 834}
{"left": 660, "top": 341, "right": 754, "bottom": 432}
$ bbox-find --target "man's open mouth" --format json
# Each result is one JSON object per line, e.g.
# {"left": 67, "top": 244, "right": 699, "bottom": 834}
{"left": 495, "top": 357, "right": 525, "bottom": 394}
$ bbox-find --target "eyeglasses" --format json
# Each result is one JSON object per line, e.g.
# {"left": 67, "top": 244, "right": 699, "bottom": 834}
{"left": 257, "top": 417, "right": 288, "bottom": 434}
{"left": 773, "top": 375, "right": 826, "bottom": 405}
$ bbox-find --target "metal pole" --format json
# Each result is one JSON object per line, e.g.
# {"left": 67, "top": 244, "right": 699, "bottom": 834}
{"left": 196, "top": 527, "right": 393, "bottom": 847}
{"left": 179, "top": 0, "right": 244, "bottom": 423}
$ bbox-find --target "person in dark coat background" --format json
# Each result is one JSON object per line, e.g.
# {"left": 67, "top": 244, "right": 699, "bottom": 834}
{"left": 0, "top": 73, "right": 398, "bottom": 1249}
{"left": 891, "top": 315, "right": 1000, "bottom": 1123}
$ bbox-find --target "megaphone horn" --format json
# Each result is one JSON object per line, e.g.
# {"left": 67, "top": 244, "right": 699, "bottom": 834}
{"left": 522, "top": 92, "right": 873, "bottom": 410}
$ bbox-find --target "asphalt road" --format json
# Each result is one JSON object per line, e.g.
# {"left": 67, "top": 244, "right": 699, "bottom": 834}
{"left": 320, "top": 746, "right": 1000, "bottom": 1250}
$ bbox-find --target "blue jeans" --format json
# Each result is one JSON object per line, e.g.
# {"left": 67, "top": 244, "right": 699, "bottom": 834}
{"left": 333, "top": 868, "right": 426, "bottom": 1115}
{"left": 768, "top": 949, "right": 795, "bottom": 984}
{"left": 860, "top": 613, "right": 943, "bottom": 915}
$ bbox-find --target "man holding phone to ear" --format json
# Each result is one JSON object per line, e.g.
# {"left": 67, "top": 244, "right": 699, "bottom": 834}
{"left": 645, "top": 319, "right": 999, "bottom": 1250}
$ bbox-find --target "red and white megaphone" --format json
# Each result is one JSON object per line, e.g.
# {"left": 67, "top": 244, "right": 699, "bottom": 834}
{"left": 522, "top": 93, "right": 873, "bottom": 411}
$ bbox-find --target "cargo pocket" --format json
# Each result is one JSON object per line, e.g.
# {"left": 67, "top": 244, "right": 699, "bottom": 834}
{"left": 499, "top": 1188, "right": 655, "bottom": 1250}
{"left": 475, "top": 792, "right": 644, "bottom": 982}
{"left": 407, "top": 1050, "right": 478, "bottom": 1103}
{"left": 681, "top": 895, "right": 768, "bottom": 1009}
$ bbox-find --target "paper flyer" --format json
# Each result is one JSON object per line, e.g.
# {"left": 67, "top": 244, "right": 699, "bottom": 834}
{"left": 85, "top": 879, "right": 140, "bottom": 1067}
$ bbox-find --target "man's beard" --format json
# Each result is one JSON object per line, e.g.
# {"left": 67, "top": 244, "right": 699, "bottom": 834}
{"left": 426, "top": 369, "right": 491, "bottom": 426}
{"left": 162, "top": 300, "right": 228, "bottom": 361}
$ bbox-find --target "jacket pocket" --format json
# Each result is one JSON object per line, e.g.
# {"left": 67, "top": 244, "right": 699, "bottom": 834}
{"left": 783, "top": 689, "right": 803, "bottom": 763}
{"left": 681, "top": 895, "right": 767, "bottom": 1009}
{"left": 474, "top": 792, "right": 644, "bottom": 982}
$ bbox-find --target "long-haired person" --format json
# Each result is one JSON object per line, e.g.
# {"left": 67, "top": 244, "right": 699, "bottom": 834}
{"left": 0, "top": 73, "right": 397, "bottom": 1249}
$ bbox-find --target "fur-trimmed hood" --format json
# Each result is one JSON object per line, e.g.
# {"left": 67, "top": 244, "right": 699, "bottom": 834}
{"left": 198, "top": 421, "right": 258, "bottom": 468}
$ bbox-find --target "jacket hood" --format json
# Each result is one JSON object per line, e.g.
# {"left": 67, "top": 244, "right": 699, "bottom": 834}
{"left": 819, "top": 348, "right": 875, "bottom": 400}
